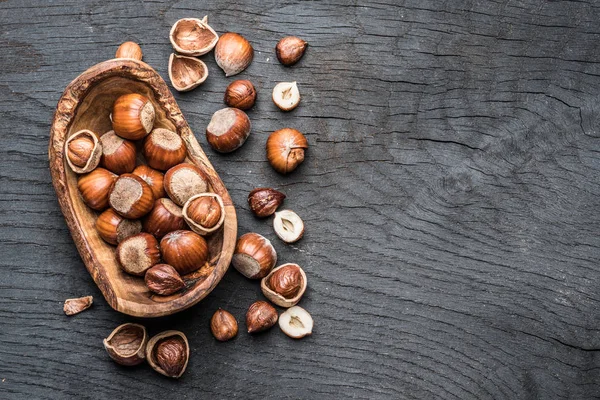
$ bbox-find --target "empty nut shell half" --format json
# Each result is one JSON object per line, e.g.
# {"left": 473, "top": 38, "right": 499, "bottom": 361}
{"left": 169, "top": 16, "right": 219, "bottom": 56}
{"left": 182, "top": 193, "right": 225, "bottom": 236}
{"left": 214, "top": 32, "right": 254, "bottom": 77}
{"left": 168, "top": 53, "right": 209, "bottom": 92}
{"left": 279, "top": 306, "right": 313, "bottom": 339}
{"left": 146, "top": 330, "right": 189, "bottom": 379}
{"left": 273, "top": 209, "right": 304, "bottom": 243}
{"left": 272, "top": 81, "right": 300, "bottom": 111}
{"left": 103, "top": 323, "right": 148, "bottom": 366}
{"left": 65, "top": 129, "right": 102, "bottom": 174}
{"left": 261, "top": 263, "right": 307, "bottom": 308}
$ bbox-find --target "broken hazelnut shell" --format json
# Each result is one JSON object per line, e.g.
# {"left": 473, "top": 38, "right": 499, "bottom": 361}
{"left": 205, "top": 107, "right": 251, "bottom": 153}
{"left": 232, "top": 233, "right": 277, "bottom": 279}
{"left": 143, "top": 198, "right": 186, "bottom": 239}
{"left": 103, "top": 323, "right": 148, "bottom": 366}
{"left": 77, "top": 168, "right": 117, "bottom": 211}
{"left": 164, "top": 163, "right": 209, "bottom": 207}
{"left": 116, "top": 232, "right": 161, "bottom": 276}
{"left": 214, "top": 32, "right": 254, "bottom": 77}
{"left": 146, "top": 330, "right": 189, "bottom": 378}
{"left": 112, "top": 93, "right": 155, "bottom": 140}
{"left": 143, "top": 128, "right": 187, "bottom": 171}
{"left": 168, "top": 53, "right": 209, "bottom": 92}
{"left": 248, "top": 188, "right": 285, "bottom": 217}
{"left": 182, "top": 193, "right": 225, "bottom": 236}
{"left": 63, "top": 296, "right": 93, "bottom": 316}
{"left": 169, "top": 16, "right": 219, "bottom": 56}
{"left": 109, "top": 173, "right": 155, "bottom": 219}
{"left": 261, "top": 263, "right": 307, "bottom": 308}
{"left": 210, "top": 309, "right": 238, "bottom": 341}
{"left": 266, "top": 128, "right": 308, "bottom": 174}
{"left": 99, "top": 130, "right": 136, "bottom": 174}
{"left": 160, "top": 230, "right": 209, "bottom": 275}
{"left": 276, "top": 36, "right": 308, "bottom": 66}
{"left": 145, "top": 264, "right": 185, "bottom": 296}
{"left": 115, "top": 41, "right": 143, "bottom": 60}
{"left": 65, "top": 130, "right": 102, "bottom": 174}
{"left": 224, "top": 80, "right": 256, "bottom": 110}
{"left": 246, "top": 300, "right": 278, "bottom": 333}
{"left": 96, "top": 208, "right": 142, "bottom": 245}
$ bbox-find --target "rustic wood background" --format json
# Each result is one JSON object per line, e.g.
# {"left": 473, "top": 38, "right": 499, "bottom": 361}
{"left": 1, "top": 0, "right": 600, "bottom": 399}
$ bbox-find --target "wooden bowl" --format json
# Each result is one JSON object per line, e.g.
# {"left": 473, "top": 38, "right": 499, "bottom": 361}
{"left": 48, "top": 59, "right": 237, "bottom": 317}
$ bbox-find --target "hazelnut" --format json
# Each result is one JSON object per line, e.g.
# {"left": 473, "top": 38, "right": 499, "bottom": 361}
{"left": 99, "top": 130, "right": 136, "bottom": 174}
{"left": 160, "top": 230, "right": 209, "bottom": 275}
{"left": 246, "top": 301, "right": 278, "bottom": 333}
{"left": 272, "top": 81, "right": 300, "bottom": 111}
{"left": 247, "top": 188, "right": 285, "bottom": 217}
{"left": 210, "top": 309, "right": 238, "bottom": 341}
{"left": 103, "top": 323, "right": 148, "bottom": 366}
{"left": 232, "top": 233, "right": 277, "bottom": 279}
{"left": 115, "top": 41, "right": 143, "bottom": 60}
{"left": 224, "top": 80, "right": 256, "bottom": 110}
{"left": 116, "top": 232, "right": 161, "bottom": 276}
{"left": 205, "top": 108, "right": 251, "bottom": 153}
{"left": 276, "top": 36, "right": 308, "bottom": 66}
{"left": 143, "top": 128, "right": 187, "bottom": 171}
{"left": 279, "top": 306, "right": 313, "bottom": 339}
{"left": 77, "top": 168, "right": 117, "bottom": 211}
{"left": 143, "top": 198, "right": 186, "bottom": 239}
{"left": 132, "top": 165, "right": 165, "bottom": 199}
{"left": 182, "top": 193, "right": 225, "bottom": 235}
{"left": 112, "top": 93, "right": 155, "bottom": 140}
{"left": 214, "top": 32, "right": 254, "bottom": 77}
{"left": 96, "top": 208, "right": 142, "bottom": 245}
{"left": 168, "top": 53, "right": 209, "bottom": 92}
{"left": 273, "top": 209, "right": 304, "bottom": 243}
{"left": 145, "top": 264, "right": 185, "bottom": 296}
{"left": 109, "top": 173, "right": 155, "bottom": 219}
{"left": 146, "top": 331, "right": 189, "bottom": 379}
{"left": 169, "top": 16, "right": 219, "bottom": 56}
{"left": 261, "top": 263, "right": 307, "bottom": 308}
{"left": 63, "top": 296, "right": 93, "bottom": 316}
{"left": 164, "top": 163, "right": 209, "bottom": 206}
{"left": 65, "top": 129, "right": 102, "bottom": 174}
{"left": 266, "top": 128, "right": 308, "bottom": 174}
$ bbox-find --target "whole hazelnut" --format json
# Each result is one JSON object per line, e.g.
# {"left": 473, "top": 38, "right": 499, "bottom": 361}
{"left": 214, "top": 32, "right": 254, "bottom": 77}
{"left": 116, "top": 232, "right": 161, "bottom": 276}
{"left": 205, "top": 108, "right": 251, "bottom": 153}
{"left": 77, "top": 168, "right": 117, "bottom": 211}
{"left": 160, "top": 230, "right": 209, "bottom": 275}
{"left": 112, "top": 93, "right": 155, "bottom": 140}
{"left": 210, "top": 309, "right": 238, "bottom": 341}
{"left": 143, "top": 128, "right": 187, "bottom": 171}
{"left": 109, "top": 173, "right": 155, "bottom": 219}
{"left": 182, "top": 194, "right": 225, "bottom": 235}
{"left": 248, "top": 188, "right": 285, "bottom": 217}
{"left": 246, "top": 301, "right": 278, "bottom": 333}
{"left": 99, "top": 130, "right": 136, "bottom": 174}
{"left": 224, "top": 80, "right": 256, "bottom": 110}
{"left": 132, "top": 165, "right": 165, "bottom": 199}
{"left": 266, "top": 128, "right": 308, "bottom": 174}
{"left": 115, "top": 41, "right": 143, "bottom": 61}
{"left": 232, "top": 233, "right": 277, "bottom": 279}
{"left": 164, "top": 163, "right": 209, "bottom": 207}
{"left": 145, "top": 264, "right": 185, "bottom": 296}
{"left": 146, "top": 331, "right": 189, "bottom": 379}
{"left": 96, "top": 208, "right": 142, "bottom": 245}
{"left": 276, "top": 36, "right": 307, "bottom": 66}
{"left": 143, "top": 198, "right": 186, "bottom": 239}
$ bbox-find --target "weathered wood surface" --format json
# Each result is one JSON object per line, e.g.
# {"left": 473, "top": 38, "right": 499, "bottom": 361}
{"left": 1, "top": 0, "right": 599, "bottom": 399}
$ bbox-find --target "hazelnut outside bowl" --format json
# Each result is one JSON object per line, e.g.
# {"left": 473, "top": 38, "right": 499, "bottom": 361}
{"left": 48, "top": 54, "right": 237, "bottom": 317}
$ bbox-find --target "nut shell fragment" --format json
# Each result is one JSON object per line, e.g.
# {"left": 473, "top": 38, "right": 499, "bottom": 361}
{"left": 169, "top": 16, "right": 219, "bottom": 56}
{"left": 103, "top": 323, "right": 148, "bottom": 366}
{"left": 168, "top": 53, "right": 209, "bottom": 92}
{"left": 63, "top": 296, "right": 93, "bottom": 316}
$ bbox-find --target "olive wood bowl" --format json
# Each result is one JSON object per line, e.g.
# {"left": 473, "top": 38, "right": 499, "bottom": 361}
{"left": 49, "top": 58, "right": 237, "bottom": 317}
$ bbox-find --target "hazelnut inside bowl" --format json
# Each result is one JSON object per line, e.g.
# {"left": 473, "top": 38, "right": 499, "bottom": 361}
{"left": 49, "top": 57, "right": 237, "bottom": 317}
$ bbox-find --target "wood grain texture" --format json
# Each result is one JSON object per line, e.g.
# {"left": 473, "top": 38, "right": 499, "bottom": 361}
{"left": 1, "top": 0, "right": 600, "bottom": 399}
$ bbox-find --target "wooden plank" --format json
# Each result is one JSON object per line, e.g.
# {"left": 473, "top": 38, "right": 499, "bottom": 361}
{"left": 1, "top": 0, "right": 599, "bottom": 398}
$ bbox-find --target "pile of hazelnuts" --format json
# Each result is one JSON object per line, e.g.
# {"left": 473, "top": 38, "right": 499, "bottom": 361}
{"left": 67, "top": 91, "right": 222, "bottom": 296}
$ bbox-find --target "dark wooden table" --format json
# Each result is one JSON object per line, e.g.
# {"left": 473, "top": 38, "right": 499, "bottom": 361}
{"left": 2, "top": 1, "right": 600, "bottom": 399}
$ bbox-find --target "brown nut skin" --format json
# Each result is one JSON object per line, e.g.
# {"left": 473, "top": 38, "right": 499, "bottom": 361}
{"left": 63, "top": 296, "right": 93, "bottom": 316}
{"left": 206, "top": 108, "right": 251, "bottom": 153}
{"left": 116, "top": 232, "right": 161, "bottom": 276}
{"left": 109, "top": 173, "right": 155, "bottom": 219}
{"left": 143, "top": 128, "right": 187, "bottom": 171}
{"left": 160, "top": 230, "right": 209, "bottom": 275}
{"left": 77, "top": 168, "right": 117, "bottom": 211}
{"left": 115, "top": 41, "right": 143, "bottom": 60}
{"left": 210, "top": 309, "right": 238, "bottom": 341}
{"left": 112, "top": 93, "right": 155, "bottom": 140}
{"left": 164, "top": 163, "right": 209, "bottom": 207}
{"left": 143, "top": 198, "right": 186, "bottom": 239}
{"left": 248, "top": 188, "right": 286, "bottom": 217}
{"left": 224, "top": 80, "right": 256, "bottom": 110}
{"left": 246, "top": 301, "right": 278, "bottom": 333}
{"left": 266, "top": 128, "right": 308, "bottom": 174}
{"left": 65, "top": 130, "right": 103, "bottom": 174}
{"left": 146, "top": 331, "right": 189, "bottom": 379}
{"left": 145, "top": 264, "right": 185, "bottom": 296}
{"left": 99, "top": 130, "right": 136, "bottom": 174}
{"left": 96, "top": 208, "right": 142, "bottom": 245}
{"left": 232, "top": 233, "right": 277, "bottom": 279}
{"left": 132, "top": 165, "right": 165, "bottom": 199}
{"left": 103, "top": 323, "right": 148, "bottom": 366}
{"left": 214, "top": 32, "right": 254, "bottom": 77}
{"left": 276, "top": 36, "right": 308, "bottom": 66}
